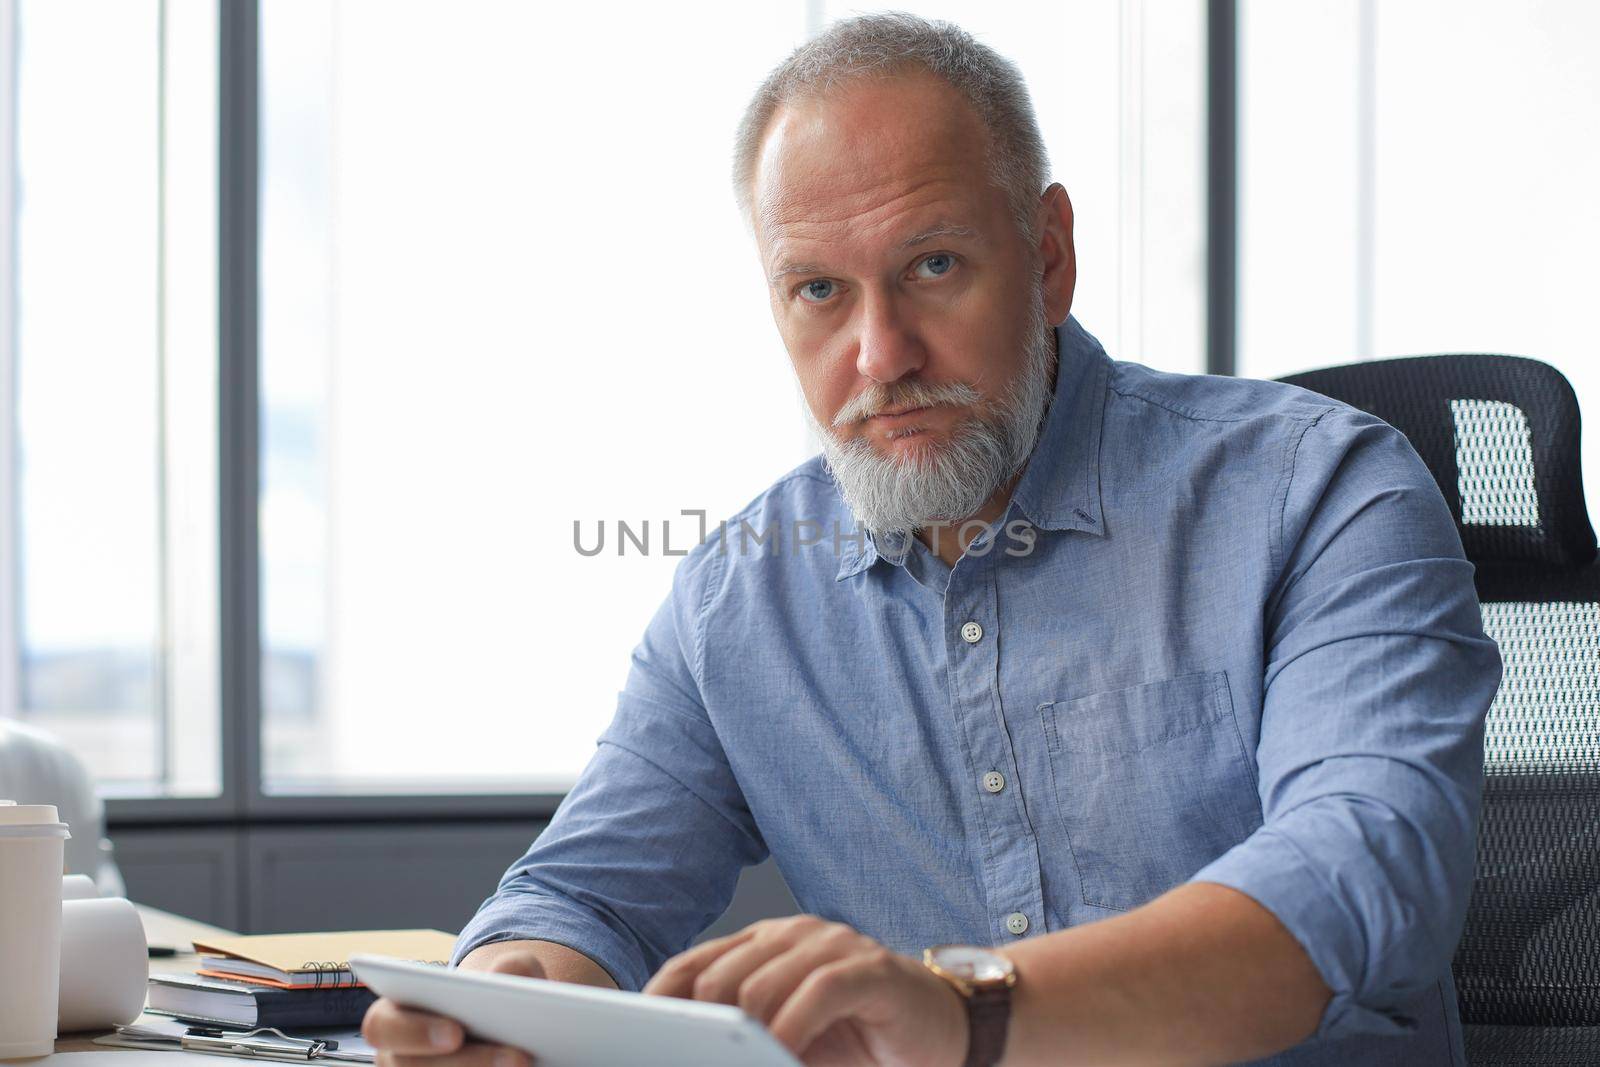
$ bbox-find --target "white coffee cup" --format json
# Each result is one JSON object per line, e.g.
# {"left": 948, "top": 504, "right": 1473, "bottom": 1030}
{"left": 0, "top": 799, "right": 72, "bottom": 1058}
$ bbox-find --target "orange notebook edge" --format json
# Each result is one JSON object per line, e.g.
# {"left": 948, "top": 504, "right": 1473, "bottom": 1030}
{"left": 194, "top": 969, "right": 365, "bottom": 990}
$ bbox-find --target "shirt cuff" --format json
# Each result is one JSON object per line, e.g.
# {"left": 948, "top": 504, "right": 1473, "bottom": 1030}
{"left": 1189, "top": 826, "right": 1421, "bottom": 1041}
{"left": 452, "top": 891, "right": 651, "bottom": 992}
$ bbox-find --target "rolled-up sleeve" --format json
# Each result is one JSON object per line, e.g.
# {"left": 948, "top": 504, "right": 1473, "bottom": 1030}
{"left": 1190, "top": 406, "right": 1503, "bottom": 1039}
{"left": 453, "top": 540, "right": 766, "bottom": 991}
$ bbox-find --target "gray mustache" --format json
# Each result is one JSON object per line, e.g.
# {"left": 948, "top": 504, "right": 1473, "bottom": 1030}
{"left": 832, "top": 379, "right": 985, "bottom": 427}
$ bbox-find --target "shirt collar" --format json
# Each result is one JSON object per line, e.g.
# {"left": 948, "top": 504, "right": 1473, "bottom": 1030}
{"left": 833, "top": 314, "right": 1111, "bottom": 580}
{"left": 834, "top": 525, "right": 884, "bottom": 581}
{"left": 1008, "top": 315, "right": 1111, "bottom": 534}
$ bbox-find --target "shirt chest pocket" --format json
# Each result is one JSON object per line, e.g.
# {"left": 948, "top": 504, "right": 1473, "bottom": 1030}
{"left": 1040, "top": 670, "right": 1262, "bottom": 912}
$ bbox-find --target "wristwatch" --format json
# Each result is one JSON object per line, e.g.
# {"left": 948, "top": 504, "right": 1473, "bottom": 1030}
{"left": 922, "top": 944, "right": 1017, "bottom": 1067}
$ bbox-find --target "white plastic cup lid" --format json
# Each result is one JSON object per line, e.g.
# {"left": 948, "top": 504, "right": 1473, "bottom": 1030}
{"left": 0, "top": 800, "right": 70, "bottom": 836}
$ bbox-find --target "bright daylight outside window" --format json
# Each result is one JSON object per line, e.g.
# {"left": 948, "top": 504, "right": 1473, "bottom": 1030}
{"left": 256, "top": 0, "right": 1205, "bottom": 794}
{"left": 1237, "top": 0, "right": 1600, "bottom": 512}
{"left": 1, "top": 0, "right": 219, "bottom": 797}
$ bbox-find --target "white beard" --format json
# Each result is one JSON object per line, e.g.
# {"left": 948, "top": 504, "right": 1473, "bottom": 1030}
{"left": 808, "top": 287, "right": 1057, "bottom": 537}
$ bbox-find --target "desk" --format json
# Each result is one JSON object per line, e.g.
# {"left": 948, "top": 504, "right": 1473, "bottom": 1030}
{"left": 52, "top": 905, "right": 239, "bottom": 1054}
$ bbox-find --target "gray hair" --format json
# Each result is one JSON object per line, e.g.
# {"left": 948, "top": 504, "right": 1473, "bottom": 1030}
{"left": 732, "top": 12, "right": 1051, "bottom": 241}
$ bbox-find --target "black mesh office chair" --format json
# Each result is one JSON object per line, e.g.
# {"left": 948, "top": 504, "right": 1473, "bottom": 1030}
{"left": 1278, "top": 355, "right": 1600, "bottom": 1065}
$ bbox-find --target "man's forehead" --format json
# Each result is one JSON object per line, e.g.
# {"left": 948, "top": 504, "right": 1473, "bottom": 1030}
{"left": 751, "top": 72, "right": 995, "bottom": 243}
{"left": 762, "top": 177, "right": 987, "bottom": 243}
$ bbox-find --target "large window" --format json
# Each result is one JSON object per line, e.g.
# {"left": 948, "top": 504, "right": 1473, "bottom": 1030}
{"left": 2, "top": 0, "right": 218, "bottom": 796}
{"left": 35, "top": 2, "right": 1600, "bottom": 805}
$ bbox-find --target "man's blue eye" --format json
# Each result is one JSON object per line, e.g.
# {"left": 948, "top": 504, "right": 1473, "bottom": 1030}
{"left": 800, "top": 279, "right": 835, "bottom": 303}
{"left": 920, "top": 254, "right": 954, "bottom": 277}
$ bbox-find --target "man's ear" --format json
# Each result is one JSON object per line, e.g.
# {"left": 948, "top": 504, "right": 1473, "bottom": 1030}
{"left": 1035, "top": 183, "right": 1076, "bottom": 326}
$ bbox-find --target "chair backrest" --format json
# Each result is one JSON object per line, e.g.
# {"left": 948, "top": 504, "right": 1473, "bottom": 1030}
{"left": 1279, "top": 354, "right": 1600, "bottom": 1027}
{"left": 0, "top": 719, "right": 125, "bottom": 894}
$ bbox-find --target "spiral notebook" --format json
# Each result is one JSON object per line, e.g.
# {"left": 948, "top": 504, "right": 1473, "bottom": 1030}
{"left": 192, "top": 930, "right": 456, "bottom": 989}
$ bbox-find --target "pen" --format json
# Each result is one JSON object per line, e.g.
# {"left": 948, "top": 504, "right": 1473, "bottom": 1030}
{"left": 182, "top": 1026, "right": 341, "bottom": 1052}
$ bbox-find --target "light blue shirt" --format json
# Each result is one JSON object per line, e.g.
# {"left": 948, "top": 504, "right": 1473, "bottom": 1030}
{"left": 456, "top": 317, "right": 1501, "bottom": 1065}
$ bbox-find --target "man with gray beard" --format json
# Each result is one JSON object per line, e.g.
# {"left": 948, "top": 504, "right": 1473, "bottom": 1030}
{"left": 366, "top": 13, "right": 1500, "bottom": 1067}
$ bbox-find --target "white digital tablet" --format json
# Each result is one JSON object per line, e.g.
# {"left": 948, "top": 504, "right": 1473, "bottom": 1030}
{"left": 348, "top": 954, "right": 803, "bottom": 1067}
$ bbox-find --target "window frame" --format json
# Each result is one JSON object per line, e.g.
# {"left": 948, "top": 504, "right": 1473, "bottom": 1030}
{"left": 104, "top": 2, "right": 562, "bottom": 826}
{"left": 1, "top": 0, "right": 19, "bottom": 737}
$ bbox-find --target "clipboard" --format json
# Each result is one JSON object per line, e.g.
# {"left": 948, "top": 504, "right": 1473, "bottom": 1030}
{"left": 181, "top": 1026, "right": 351, "bottom": 1062}
{"left": 97, "top": 1016, "right": 374, "bottom": 1063}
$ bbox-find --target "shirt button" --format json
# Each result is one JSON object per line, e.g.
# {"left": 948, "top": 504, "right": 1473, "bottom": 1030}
{"left": 1005, "top": 912, "right": 1029, "bottom": 936}
{"left": 981, "top": 771, "right": 1006, "bottom": 794}
{"left": 960, "top": 621, "right": 984, "bottom": 644}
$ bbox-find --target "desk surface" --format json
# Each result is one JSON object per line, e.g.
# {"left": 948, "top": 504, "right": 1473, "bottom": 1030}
{"left": 53, "top": 905, "right": 240, "bottom": 1054}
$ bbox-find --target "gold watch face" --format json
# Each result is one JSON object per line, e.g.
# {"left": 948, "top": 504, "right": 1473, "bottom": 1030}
{"left": 924, "top": 944, "right": 1017, "bottom": 986}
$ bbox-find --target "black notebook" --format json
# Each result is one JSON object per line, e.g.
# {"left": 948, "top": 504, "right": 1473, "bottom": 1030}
{"left": 147, "top": 973, "right": 378, "bottom": 1029}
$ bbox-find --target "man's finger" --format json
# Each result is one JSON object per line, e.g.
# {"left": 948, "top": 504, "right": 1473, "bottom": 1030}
{"left": 362, "top": 998, "right": 464, "bottom": 1055}
{"left": 642, "top": 927, "right": 760, "bottom": 998}
{"left": 677, "top": 931, "right": 808, "bottom": 1007}
{"left": 729, "top": 932, "right": 871, "bottom": 1025}
{"left": 767, "top": 956, "right": 891, "bottom": 1058}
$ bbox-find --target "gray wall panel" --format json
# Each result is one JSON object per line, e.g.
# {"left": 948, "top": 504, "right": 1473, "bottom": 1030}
{"left": 113, "top": 827, "right": 244, "bottom": 932}
{"left": 110, "top": 820, "right": 800, "bottom": 960}
{"left": 244, "top": 821, "right": 546, "bottom": 934}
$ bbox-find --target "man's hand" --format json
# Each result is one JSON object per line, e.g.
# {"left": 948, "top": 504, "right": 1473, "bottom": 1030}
{"left": 362, "top": 942, "right": 548, "bottom": 1067}
{"left": 643, "top": 915, "right": 967, "bottom": 1066}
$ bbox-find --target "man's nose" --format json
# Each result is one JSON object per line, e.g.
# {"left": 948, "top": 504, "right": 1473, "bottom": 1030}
{"left": 854, "top": 293, "right": 926, "bottom": 384}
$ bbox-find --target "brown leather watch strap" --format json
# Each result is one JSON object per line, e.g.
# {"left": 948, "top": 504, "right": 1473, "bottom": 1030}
{"left": 962, "top": 981, "right": 1013, "bottom": 1067}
